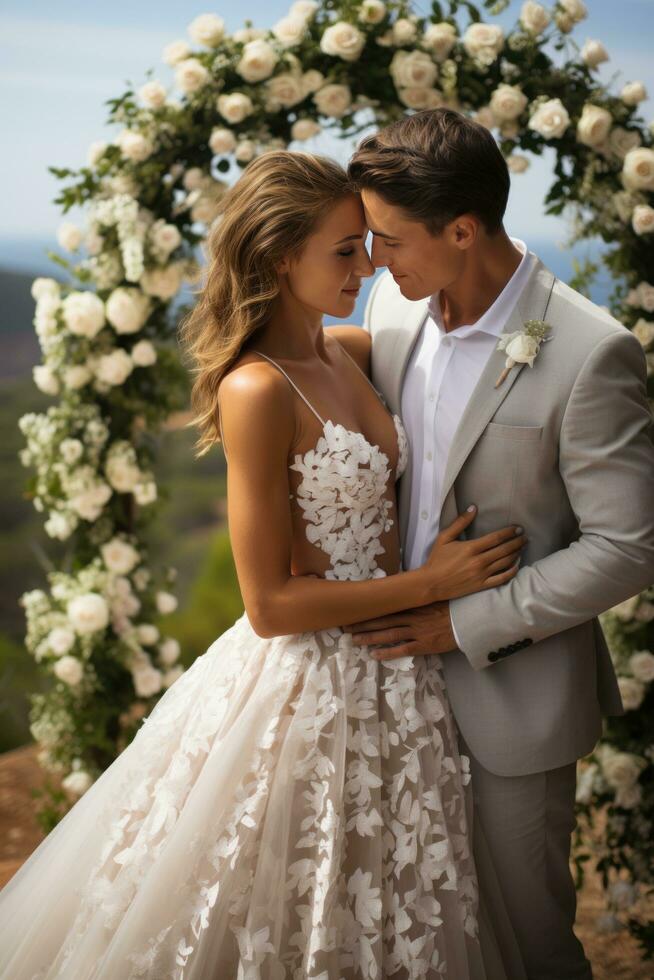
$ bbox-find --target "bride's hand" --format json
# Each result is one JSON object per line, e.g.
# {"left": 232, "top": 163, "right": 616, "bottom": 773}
{"left": 423, "top": 506, "right": 527, "bottom": 601}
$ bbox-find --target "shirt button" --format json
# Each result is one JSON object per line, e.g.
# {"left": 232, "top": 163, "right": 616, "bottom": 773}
{"left": 421, "top": 510, "right": 428, "bottom": 520}
{"left": 426, "top": 451, "right": 433, "bottom": 461}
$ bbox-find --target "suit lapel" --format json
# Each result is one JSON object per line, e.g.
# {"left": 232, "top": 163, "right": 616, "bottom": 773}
{"left": 438, "top": 258, "right": 556, "bottom": 510}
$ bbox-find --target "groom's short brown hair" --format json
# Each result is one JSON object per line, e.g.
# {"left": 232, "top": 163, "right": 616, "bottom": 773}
{"left": 348, "top": 108, "right": 510, "bottom": 236}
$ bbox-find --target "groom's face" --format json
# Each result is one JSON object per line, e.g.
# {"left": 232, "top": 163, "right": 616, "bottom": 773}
{"left": 361, "top": 189, "right": 468, "bottom": 301}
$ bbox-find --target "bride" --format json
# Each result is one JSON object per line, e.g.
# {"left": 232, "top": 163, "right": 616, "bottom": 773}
{"left": 0, "top": 151, "right": 527, "bottom": 979}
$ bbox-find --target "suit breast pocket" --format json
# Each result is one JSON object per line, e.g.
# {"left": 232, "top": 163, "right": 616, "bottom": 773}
{"left": 485, "top": 422, "right": 544, "bottom": 443}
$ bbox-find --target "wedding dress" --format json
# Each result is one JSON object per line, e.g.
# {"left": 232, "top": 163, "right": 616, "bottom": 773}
{"left": 0, "top": 348, "right": 522, "bottom": 980}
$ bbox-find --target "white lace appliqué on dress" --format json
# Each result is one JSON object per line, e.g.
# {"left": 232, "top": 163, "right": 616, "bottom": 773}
{"left": 0, "top": 355, "right": 483, "bottom": 980}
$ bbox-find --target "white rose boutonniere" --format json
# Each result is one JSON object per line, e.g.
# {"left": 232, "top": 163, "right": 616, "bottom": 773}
{"left": 495, "top": 319, "right": 552, "bottom": 388}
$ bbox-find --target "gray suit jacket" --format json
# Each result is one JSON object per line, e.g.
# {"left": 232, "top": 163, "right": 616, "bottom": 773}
{"left": 364, "top": 256, "right": 654, "bottom": 776}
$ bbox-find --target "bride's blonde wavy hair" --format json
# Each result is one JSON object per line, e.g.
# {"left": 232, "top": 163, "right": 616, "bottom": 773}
{"left": 178, "top": 150, "right": 354, "bottom": 458}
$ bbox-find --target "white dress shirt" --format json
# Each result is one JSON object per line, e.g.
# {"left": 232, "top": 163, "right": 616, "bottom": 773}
{"left": 400, "top": 238, "right": 534, "bottom": 644}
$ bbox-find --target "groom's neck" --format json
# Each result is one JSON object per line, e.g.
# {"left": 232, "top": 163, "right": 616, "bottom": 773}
{"left": 439, "top": 230, "right": 523, "bottom": 333}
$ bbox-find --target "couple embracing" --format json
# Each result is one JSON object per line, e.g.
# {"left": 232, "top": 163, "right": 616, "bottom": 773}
{"left": 1, "top": 108, "right": 653, "bottom": 980}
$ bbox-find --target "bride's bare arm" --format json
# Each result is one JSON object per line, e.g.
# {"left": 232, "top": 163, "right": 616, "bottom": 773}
{"left": 218, "top": 362, "right": 525, "bottom": 638}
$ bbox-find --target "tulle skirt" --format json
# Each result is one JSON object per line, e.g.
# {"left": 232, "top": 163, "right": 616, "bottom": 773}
{"left": 0, "top": 613, "right": 522, "bottom": 979}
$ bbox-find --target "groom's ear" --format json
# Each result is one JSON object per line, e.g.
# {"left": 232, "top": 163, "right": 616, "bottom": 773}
{"left": 449, "top": 214, "right": 479, "bottom": 250}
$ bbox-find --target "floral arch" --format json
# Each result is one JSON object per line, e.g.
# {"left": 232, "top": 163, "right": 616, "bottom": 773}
{"left": 19, "top": 0, "right": 654, "bottom": 954}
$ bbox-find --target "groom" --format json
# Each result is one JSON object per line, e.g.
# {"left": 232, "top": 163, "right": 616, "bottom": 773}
{"left": 346, "top": 108, "right": 654, "bottom": 978}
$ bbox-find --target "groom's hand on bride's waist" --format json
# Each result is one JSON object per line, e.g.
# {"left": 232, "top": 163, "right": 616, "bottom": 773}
{"left": 343, "top": 602, "right": 458, "bottom": 661}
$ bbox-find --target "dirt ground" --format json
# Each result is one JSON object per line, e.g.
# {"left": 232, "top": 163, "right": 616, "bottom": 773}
{"left": 0, "top": 744, "right": 650, "bottom": 978}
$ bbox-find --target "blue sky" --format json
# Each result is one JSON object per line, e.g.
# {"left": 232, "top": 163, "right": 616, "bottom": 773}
{"left": 1, "top": 0, "right": 652, "bottom": 252}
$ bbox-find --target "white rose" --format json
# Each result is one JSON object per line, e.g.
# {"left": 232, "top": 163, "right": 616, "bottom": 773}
{"left": 265, "top": 73, "right": 305, "bottom": 110}
{"left": 163, "top": 39, "right": 192, "bottom": 66}
{"left": 134, "top": 479, "right": 157, "bottom": 505}
{"left": 44, "top": 510, "right": 75, "bottom": 541}
{"left": 131, "top": 340, "right": 157, "bottom": 367}
{"left": 560, "top": 0, "right": 587, "bottom": 22}
{"left": 233, "top": 27, "right": 266, "bottom": 43}
{"left": 602, "top": 751, "right": 645, "bottom": 789}
{"left": 614, "top": 784, "right": 642, "bottom": 809}
{"left": 133, "top": 665, "right": 164, "bottom": 697}
{"left": 62, "top": 291, "right": 106, "bottom": 339}
{"left": 473, "top": 106, "right": 496, "bottom": 130}
{"left": 85, "top": 229, "right": 104, "bottom": 255}
{"left": 313, "top": 83, "right": 352, "bottom": 118}
{"left": 163, "top": 666, "right": 184, "bottom": 688}
{"left": 94, "top": 349, "right": 134, "bottom": 387}
{"left": 182, "top": 167, "right": 205, "bottom": 191}
{"left": 505, "top": 333, "right": 541, "bottom": 366}
{"left": 392, "top": 18, "right": 418, "bottom": 45}
{"left": 106, "top": 287, "right": 151, "bottom": 335}
{"left": 489, "top": 84, "right": 528, "bottom": 122}
{"left": 359, "top": 1, "right": 386, "bottom": 25}
{"left": 101, "top": 537, "right": 140, "bottom": 574}
{"left": 528, "top": 98, "right": 570, "bottom": 139}
{"left": 237, "top": 39, "right": 278, "bottom": 83}
{"left": 576, "top": 104, "right": 613, "bottom": 148}
{"left": 633, "top": 282, "right": 654, "bottom": 313}
{"left": 159, "top": 637, "right": 181, "bottom": 666}
{"left": 632, "top": 205, "right": 654, "bottom": 236}
{"left": 149, "top": 220, "right": 182, "bottom": 259}
{"left": 622, "top": 147, "right": 654, "bottom": 192}
{"left": 291, "top": 119, "right": 322, "bottom": 141}
{"left": 33, "top": 365, "right": 60, "bottom": 396}
{"left": 62, "top": 770, "right": 93, "bottom": 795}
{"left": 421, "top": 22, "right": 457, "bottom": 62}
{"left": 320, "top": 22, "right": 366, "bottom": 62}
{"left": 47, "top": 626, "right": 76, "bottom": 657}
{"left": 290, "top": 0, "right": 319, "bottom": 18}
{"left": 235, "top": 140, "right": 256, "bottom": 163}
{"left": 629, "top": 650, "right": 654, "bottom": 682}
{"left": 519, "top": 1, "right": 550, "bottom": 35}
{"left": 507, "top": 154, "right": 530, "bottom": 173}
{"left": 217, "top": 92, "right": 254, "bottom": 124}
{"left": 57, "top": 221, "right": 82, "bottom": 252}
{"left": 86, "top": 140, "right": 108, "bottom": 168}
{"left": 140, "top": 263, "right": 185, "bottom": 300}
{"left": 273, "top": 16, "right": 307, "bottom": 47}
{"left": 581, "top": 39, "right": 609, "bottom": 69}
{"left": 208, "top": 127, "right": 237, "bottom": 159}
{"left": 618, "top": 676, "right": 645, "bottom": 711}
{"left": 301, "top": 70, "right": 325, "bottom": 96}
{"left": 398, "top": 87, "right": 444, "bottom": 111}
{"left": 64, "top": 364, "right": 93, "bottom": 389}
{"left": 116, "top": 129, "right": 154, "bottom": 163}
{"left": 575, "top": 762, "right": 597, "bottom": 804}
{"left": 621, "top": 81, "right": 647, "bottom": 106}
{"left": 608, "top": 127, "right": 641, "bottom": 160}
{"left": 156, "top": 590, "right": 178, "bottom": 614}
{"left": 138, "top": 80, "right": 167, "bottom": 109}
{"left": 463, "top": 23, "right": 504, "bottom": 65}
{"left": 633, "top": 318, "right": 654, "bottom": 349}
{"left": 390, "top": 50, "right": 438, "bottom": 90}
{"left": 60, "top": 438, "right": 83, "bottom": 465}
{"left": 175, "top": 58, "right": 211, "bottom": 95}
{"left": 54, "top": 655, "right": 83, "bottom": 685}
{"left": 67, "top": 592, "right": 109, "bottom": 635}
{"left": 137, "top": 623, "right": 160, "bottom": 645}
{"left": 188, "top": 13, "right": 225, "bottom": 47}
{"left": 31, "top": 277, "right": 60, "bottom": 302}
{"left": 69, "top": 480, "right": 112, "bottom": 520}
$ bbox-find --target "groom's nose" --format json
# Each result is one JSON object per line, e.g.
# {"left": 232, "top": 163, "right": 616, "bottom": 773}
{"left": 370, "top": 237, "right": 389, "bottom": 269}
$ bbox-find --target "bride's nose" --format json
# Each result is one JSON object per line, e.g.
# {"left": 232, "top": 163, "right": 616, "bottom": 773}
{"left": 355, "top": 249, "right": 375, "bottom": 278}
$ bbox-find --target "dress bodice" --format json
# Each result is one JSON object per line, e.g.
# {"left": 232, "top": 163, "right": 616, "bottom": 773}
{"left": 252, "top": 347, "right": 408, "bottom": 583}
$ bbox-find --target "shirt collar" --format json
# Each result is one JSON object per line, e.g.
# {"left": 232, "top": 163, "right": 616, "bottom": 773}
{"left": 427, "top": 238, "right": 532, "bottom": 340}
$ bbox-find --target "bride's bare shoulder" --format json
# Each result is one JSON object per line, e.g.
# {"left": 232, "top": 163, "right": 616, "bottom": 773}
{"left": 218, "top": 354, "right": 295, "bottom": 449}
{"left": 324, "top": 325, "right": 371, "bottom": 374}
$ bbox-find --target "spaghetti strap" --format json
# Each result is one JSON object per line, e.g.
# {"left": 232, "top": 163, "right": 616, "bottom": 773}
{"left": 333, "top": 337, "right": 388, "bottom": 409}
{"left": 250, "top": 350, "right": 326, "bottom": 426}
